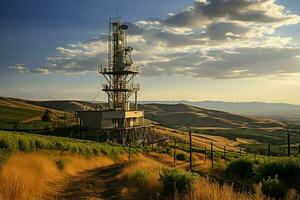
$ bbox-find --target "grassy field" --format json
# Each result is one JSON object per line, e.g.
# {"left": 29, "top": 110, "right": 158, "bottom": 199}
{"left": 0, "top": 106, "right": 42, "bottom": 123}
{"left": 0, "top": 130, "right": 127, "bottom": 164}
{"left": 193, "top": 128, "right": 300, "bottom": 156}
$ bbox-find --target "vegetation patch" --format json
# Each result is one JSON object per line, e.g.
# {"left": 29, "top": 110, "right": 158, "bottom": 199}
{"left": 0, "top": 130, "right": 125, "bottom": 161}
{"left": 159, "top": 168, "right": 198, "bottom": 195}
{"left": 256, "top": 158, "right": 300, "bottom": 191}
{"left": 176, "top": 152, "right": 187, "bottom": 161}
{"left": 0, "top": 105, "right": 42, "bottom": 123}
{"left": 225, "top": 158, "right": 254, "bottom": 180}
{"left": 55, "top": 159, "right": 67, "bottom": 170}
{"left": 261, "top": 175, "right": 288, "bottom": 199}
{"left": 127, "top": 169, "right": 150, "bottom": 187}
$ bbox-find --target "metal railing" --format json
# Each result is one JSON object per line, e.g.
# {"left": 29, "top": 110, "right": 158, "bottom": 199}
{"left": 102, "top": 83, "right": 140, "bottom": 91}
{"left": 98, "top": 65, "right": 139, "bottom": 73}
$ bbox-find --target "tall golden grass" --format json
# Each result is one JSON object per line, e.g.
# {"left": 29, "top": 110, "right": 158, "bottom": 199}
{"left": 192, "top": 178, "right": 263, "bottom": 200}
{"left": 119, "top": 154, "right": 164, "bottom": 199}
{"left": 0, "top": 151, "right": 116, "bottom": 200}
{"left": 118, "top": 154, "right": 265, "bottom": 200}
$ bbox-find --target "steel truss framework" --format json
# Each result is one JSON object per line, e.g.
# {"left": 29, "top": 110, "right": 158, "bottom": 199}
{"left": 71, "top": 126, "right": 169, "bottom": 146}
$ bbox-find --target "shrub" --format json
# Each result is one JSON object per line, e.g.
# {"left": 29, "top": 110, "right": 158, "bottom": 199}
{"left": 261, "top": 175, "right": 288, "bottom": 199}
{"left": 0, "top": 130, "right": 125, "bottom": 159}
{"left": 127, "top": 169, "right": 149, "bottom": 187}
{"left": 158, "top": 147, "right": 171, "bottom": 154}
{"left": 18, "top": 138, "right": 31, "bottom": 152}
{"left": 225, "top": 159, "right": 254, "bottom": 180}
{"left": 256, "top": 158, "right": 300, "bottom": 191}
{"left": 41, "top": 109, "right": 52, "bottom": 122}
{"left": 159, "top": 168, "right": 198, "bottom": 195}
{"left": 176, "top": 153, "right": 187, "bottom": 161}
{"left": 55, "top": 159, "right": 66, "bottom": 170}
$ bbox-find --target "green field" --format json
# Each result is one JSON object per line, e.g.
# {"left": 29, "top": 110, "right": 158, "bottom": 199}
{"left": 0, "top": 105, "right": 42, "bottom": 123}
{"left": 0, "top": 130, "right": 127, "bottom": 164}
{"left": 193, "top": 128, "right": 300, "bottom": 156}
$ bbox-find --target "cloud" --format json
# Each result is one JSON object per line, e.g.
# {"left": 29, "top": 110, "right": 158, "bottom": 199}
{"left": 161, "top": 0, "right": 300, "bottom": 28}
{"left": 140, "top": 47, "right": 300, "bottom": 79}
{"left": 10, "top": 0, "right": 300, "bottom": 79}
{"left": 30, "top": 68, "right": 50, "bottom": 74}
{"left": 9, "top": 64, "right": 29, "bottom": 73}
{"left": 9, "top": 64, "right": 50, "bottom": 74}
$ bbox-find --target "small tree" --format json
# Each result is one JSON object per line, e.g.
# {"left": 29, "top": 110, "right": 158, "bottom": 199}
{"left": 42, "top": 109, "right": 52, "bottom": 122}
{"left": 262, "top": 175, "right": 288, "bottom": 199}
{"left": 225, "top": 158, "right": 254, "bottom": 180}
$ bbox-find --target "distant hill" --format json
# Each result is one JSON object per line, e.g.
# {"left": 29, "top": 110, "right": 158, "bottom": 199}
{"left": 27, "top": 100, "right": 97, "bottom": 112}
{"left": 140, "top": 103, "right": 285, "bottom": 129}
{"left": 0, "top": 97, "right": 66, "bottom": 123}
{"left": 140, "top": 101, "right": 300, "bottom": 120}
{"left": 0, "top": 96, "right": 286, "bottom": 129}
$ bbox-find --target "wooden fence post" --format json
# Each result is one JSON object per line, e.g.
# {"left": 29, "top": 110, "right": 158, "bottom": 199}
{"left": 288, "top": 133, "right": 291, "bottom": 157}
{"left": 268, "top": 144, "right": 271, "bottom": 157}
{"left": 173, "top": 136, "right": 176, "bottom": 168}
{"left": 224, "top": 146, "right": 226, "bottom": 161}
{"left": 128, "top": 143, "right": 131, "bottom": 160}
{"left": 211, "top": 142, "right": 214, "bottom": 170}
{"left": 204, "top": 147, "right": 207, "bottom": 163}
{"left": 189, "top": 129, "right": 192, "bottom": 171}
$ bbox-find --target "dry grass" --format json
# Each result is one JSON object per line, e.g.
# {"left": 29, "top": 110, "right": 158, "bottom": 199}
{"left": 117, "top": 154, "right": 265, "bottom": 200}
{"left": 118, "top": 154, "right": 164, "bottom": 199}
{"left": 0, "top": 152, "right": 61, "bottom": 200}
{"left": 192, "top": 178, "right": 263, "bottom": 200}
{"left": 0, "top": 151, "right": 116, "bottom": 200}
{"left": 155, "top": 126, "right": 242, "bottom": 152}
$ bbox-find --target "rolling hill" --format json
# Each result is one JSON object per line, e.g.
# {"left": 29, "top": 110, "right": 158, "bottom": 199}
{"left": 0, "top": 96, "right": 286, "bottom": 129}
{"left": 0, "top": 97, "right": 67, "bottom": 123}
{"left": 140, "top": 100, "right": 300, "bottom": 121}
{"left": 140, "top": 103, "right": 285, "bottom": 129}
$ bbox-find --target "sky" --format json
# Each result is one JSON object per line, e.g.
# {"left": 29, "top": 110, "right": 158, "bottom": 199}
{"left": 1, "top": 0, "right": 300, "bottom": 104}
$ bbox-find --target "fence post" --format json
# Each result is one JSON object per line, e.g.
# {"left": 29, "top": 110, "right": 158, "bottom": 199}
{"left": 173, "top": 181, "right": 177, "bottom": 200}
{"left": 268, "top": 144, "right": 271, "bottom": 157}
{"left": 211, "top": 142, "right": 214, "bottom": 170}
{"left": 224, "top": 146, "right": 226, "bottom": 161}
{"left": 298, "top": 145, "right": 300, "bottom": 155}
{"left": 173, "top": 136, "right": 176, "bottom": 168}
{"left": 254, "top": 150, "right": 257, "bottom": 160}
{"left": 288, "top": 133, "right": 291, "bottom": 157}
{"left": 204, "top": 147, "right": 207, "bottom": 163}
{"left": 128, "top": 143, "right": 131, "bottom": 160}
{"left": 189, "top": 129, "right": 192, "bottom": 171}
{"left": 240, "top": 147, "right": 242, "bottom": 156}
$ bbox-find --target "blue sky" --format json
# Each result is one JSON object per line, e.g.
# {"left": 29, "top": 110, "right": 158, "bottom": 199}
{"left": 1, "top": 0, "right": 300, "bottom": 104}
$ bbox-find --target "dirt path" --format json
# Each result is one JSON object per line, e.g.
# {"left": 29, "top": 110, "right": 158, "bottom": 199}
{"left": 54, "top": 163, "right": 126, "bottom": 200}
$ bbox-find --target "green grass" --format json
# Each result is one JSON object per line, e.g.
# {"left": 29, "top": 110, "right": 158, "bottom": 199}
{"left": 193, "top": 128, "right": 300, "bottom": 156}
{"left": 0, "top": 130, "right": 127, "bottom": 163}
{"left": 0, "top": 106, "right": 42, "bottom": 123}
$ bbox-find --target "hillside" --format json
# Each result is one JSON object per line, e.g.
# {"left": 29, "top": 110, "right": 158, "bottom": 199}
{"left": 0, "top": 97, "right": 67, "bottom": 123}
{"left": 140, "top": 103, "right": 285, "bottom": 129}
{"left": 27, "top": 100, "right": 97, "bottom": 112}
{"left": 140, "top": 100, "right": 300, "bottom": 121}
{"left": 0, "top": 96, "right": 286, "bottom": 129}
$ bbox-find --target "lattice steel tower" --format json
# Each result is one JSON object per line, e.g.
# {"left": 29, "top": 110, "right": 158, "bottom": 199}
{"left": 98, "top": 17, "right": 141, "bottom": 128}
{"left": 76, "top": 17, "right": 166, "bottom": 145}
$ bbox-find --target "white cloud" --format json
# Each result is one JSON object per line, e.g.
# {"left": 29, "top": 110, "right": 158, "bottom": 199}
{"left": 10, "top": 0, "right": 300, "bottom": 79}
{"left": 9, "top": 64, "right": 29, "bottom": 73}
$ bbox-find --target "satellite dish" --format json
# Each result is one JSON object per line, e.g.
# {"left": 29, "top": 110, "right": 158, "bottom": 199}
{"left": 120, "top": 24, "right": 128, "bottom": 30}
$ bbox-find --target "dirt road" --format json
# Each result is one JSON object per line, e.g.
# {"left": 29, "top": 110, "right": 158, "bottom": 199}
{"left": 54, "top": 163, "right": 126, "bottom": 200}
